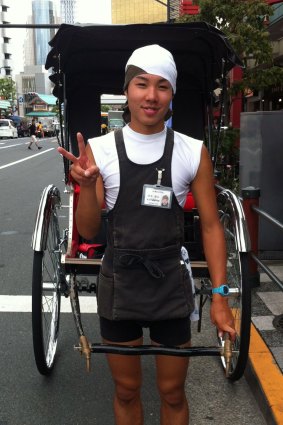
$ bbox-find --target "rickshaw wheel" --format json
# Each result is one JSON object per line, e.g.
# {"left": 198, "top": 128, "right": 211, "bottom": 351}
{"left": 32, "top": 205, "right": 62, "bottom": 375}
{"left": 218, "top": 194, "right": 251, "bottom": 381}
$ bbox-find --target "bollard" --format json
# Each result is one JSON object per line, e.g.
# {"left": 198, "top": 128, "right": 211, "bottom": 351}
{"left": 241, "top": 187, "right": 261, "bottom": 287}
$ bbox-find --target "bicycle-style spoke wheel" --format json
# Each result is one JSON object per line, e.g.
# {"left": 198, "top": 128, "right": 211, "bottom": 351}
{"left": 217, "top": 190, "right": 251, "bottom": 381}
{"left": 32, "top": 202, "right": 62, "bottom": 375}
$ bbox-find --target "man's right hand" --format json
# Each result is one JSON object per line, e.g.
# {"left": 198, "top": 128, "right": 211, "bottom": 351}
{"left": 57, "top": 132, "right": 100, "bottom": 187}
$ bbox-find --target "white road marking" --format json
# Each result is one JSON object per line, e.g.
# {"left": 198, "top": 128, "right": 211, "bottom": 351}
{"left": 0, "top": 295, "right": 97, "bottom": 313}
{"left": 0, "top": 148, "right": 54, "bottom": 170}
{"left": 0, "top": 143, "right": 23, "bottom": 149}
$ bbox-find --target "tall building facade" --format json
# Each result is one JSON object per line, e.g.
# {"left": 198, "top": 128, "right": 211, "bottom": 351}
{"left": 32, "top": 0, "right": 58, "bottom": 66}
{"left": 112, "top": 0, "right": 180, "bottom": 24}
{"left": 112, "top": 0, "right": 166, "bottom": 24}
{"left": 60, "top": 0, "right": 76, "bottom": 24}
{"left": 0, "top": 0, "right": 12, "bottom": 75}
{"left": 17, "top": 0, "right": 60, "bottom": 103}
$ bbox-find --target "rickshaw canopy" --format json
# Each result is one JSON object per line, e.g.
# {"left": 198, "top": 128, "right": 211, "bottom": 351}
{"left": 46, "top": 22, "right": 242, "bottom": 151}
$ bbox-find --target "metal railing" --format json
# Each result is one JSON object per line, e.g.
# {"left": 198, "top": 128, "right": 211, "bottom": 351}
{"left": 241, "top": 187, "right": 283, "bottom": 290}
{"left": 216, "top": 183, "right": 283, "bottom": 290}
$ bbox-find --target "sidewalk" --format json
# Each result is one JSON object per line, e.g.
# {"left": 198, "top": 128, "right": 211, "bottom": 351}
{"left": 246, "top": 261, "right": 283, "bottom": 425}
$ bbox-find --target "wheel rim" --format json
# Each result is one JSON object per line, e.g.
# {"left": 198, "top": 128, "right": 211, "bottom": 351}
{"left": 219, "top": 211, "right": 243, "bottom": 375}
{"left": 41, "top": 210, "right": 61, "bottom": 368}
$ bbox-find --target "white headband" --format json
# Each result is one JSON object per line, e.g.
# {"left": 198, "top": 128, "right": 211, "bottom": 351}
{"left": 125, "top": 44, "right": 177, "bottom": 93}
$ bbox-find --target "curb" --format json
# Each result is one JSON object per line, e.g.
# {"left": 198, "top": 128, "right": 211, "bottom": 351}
{"left": 245, "top": 324, "right": 283, "bottom": 425}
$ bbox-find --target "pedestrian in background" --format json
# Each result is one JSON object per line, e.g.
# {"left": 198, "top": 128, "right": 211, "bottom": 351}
{"left": 28, "top": 119, "right": 42, "bottom": 150}
{"left": 36, "top": 121, "right": 44, "bottom": 138}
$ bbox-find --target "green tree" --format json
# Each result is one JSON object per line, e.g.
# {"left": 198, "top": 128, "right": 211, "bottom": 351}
{"left": 51, "top": 103, "right": 60, "bottom": 119}
{"left": 178, "top": 0, "right": 283, "bottom": 192}
{"left": 101, "top": 104, "right": 111, "bottom": 113}
{"left": 0, "top": 77, "right": 16, "bottom": 102}
{"left": 178, "top": 0, "right": 283, "bottom": 94}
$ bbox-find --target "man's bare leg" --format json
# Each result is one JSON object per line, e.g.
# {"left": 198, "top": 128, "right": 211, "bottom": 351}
{"left": 155, "top": 341, "right": 191, "bottom": 425}
{"left": 104, "top": 337, "right": 144, "bottom": 425}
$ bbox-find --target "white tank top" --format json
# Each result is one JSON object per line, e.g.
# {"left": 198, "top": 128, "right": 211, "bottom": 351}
{"left": 88, "top": 125, "right": 203, "bottom": 210}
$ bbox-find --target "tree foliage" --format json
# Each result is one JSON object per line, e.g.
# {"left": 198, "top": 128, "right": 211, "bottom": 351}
{"left": 178, "top": 0, "right": 283, "bottom": 93}
{"left": 101, "top": 104, "right": 111, "bottom": 113}
{"left": 0, "top": 77, "right": 16, "bottom": 101}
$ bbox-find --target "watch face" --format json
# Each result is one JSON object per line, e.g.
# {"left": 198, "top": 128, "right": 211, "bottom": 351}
{"left": 223, "top": 285, "right": 229, "bottom": 295}
{"left": 213, "top": 285, "right": 229, "bottom": 296}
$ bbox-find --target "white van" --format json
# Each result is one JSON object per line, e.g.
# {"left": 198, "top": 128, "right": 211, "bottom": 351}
{"left": 0, "top": 119, "right": 18, "bottom": 139}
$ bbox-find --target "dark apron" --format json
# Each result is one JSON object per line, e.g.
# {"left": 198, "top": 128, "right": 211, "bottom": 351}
{"left": 97, "top": 128, "right": 194, "bottom": 320}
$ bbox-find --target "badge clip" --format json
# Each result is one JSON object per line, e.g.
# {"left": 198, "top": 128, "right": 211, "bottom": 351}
{"left": 156, "top": 168, "right": 165, "bottom": 186}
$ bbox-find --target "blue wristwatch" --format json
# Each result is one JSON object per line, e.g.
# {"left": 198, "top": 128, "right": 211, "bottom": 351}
{"left": 212, "top": 285, "right": 230, "bottom": 296}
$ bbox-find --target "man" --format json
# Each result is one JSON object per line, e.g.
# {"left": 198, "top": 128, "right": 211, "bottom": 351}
{"left": 28, "top": 119, "right": 42, "bottom": 150}
{"left": 36, "top": 121, "right": 44, "bottom": 138}
{"left": 58, "top": 44, "right": 235, "bottom": 425}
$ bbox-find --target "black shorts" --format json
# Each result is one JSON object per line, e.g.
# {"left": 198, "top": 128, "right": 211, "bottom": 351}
{"left": 99, "top": 316, "right": 191, "bottom": 346}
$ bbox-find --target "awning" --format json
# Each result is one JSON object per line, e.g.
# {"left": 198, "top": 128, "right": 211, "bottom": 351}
{"left": 25, "top": 112, "right": 57, "bottom": 117}
{"left": 0, "top": 100, "right": 11, "bottom": 109}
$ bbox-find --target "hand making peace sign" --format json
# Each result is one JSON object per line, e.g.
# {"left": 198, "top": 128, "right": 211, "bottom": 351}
{"left": 57, "top": 132, "right": 100, "bottom": 187}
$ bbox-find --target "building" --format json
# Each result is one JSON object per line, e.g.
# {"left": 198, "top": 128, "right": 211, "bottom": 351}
{"left": 111, "top": 0, "right": 180, "bottom": 24}
{"left": 31, "top": 0, "right": 58, "bottom": 66}
{"left": 60, "top": 0, "right": 76, "bottom": 24}
{"left": 15, "top": 64, "right": 54, "bottom": 116}
{"left": 14, "top": 0, "right": 61, "bottom": 113}
{"left": 0, "top": 0, "right": 12, "bottom": 76}
{"left": 25, "top": 92, "right": 57, "bottom": 116}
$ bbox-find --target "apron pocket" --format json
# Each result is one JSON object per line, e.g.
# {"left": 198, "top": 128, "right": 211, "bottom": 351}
{"left": 112, "top": 246, "right": 192, "bottom": 320}
{"left": 97, "top": 271, "right": 114, "bottom": 320}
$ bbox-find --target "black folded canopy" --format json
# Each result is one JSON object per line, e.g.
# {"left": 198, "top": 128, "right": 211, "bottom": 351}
{"left": 46, "top": 22, "right": 242, "bottom": 152}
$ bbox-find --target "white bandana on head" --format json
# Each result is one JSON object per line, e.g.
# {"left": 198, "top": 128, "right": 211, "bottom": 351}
{"left": 125, "top": 44, "right": 177, "bottom": 93}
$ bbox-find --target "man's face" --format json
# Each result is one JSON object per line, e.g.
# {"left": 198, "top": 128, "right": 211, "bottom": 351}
{"left": 125, "top": 74, "right": 173, "bottom": 135}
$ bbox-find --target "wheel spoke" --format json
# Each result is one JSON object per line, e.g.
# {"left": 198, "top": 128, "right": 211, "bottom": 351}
{"left": 32, "top": 191, "right": 62, "bottom": 375}
{"left": 217, "top": 192, "right": 251, "bottom": 381}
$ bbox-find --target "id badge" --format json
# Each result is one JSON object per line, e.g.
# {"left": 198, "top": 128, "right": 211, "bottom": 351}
{"left": 141, "top": 184, "right": 173, "bottom": 209}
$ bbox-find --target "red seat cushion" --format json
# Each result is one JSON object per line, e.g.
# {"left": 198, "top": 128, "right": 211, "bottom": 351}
{"left": 184, "top": 192, "right": 195, "bottom": 211}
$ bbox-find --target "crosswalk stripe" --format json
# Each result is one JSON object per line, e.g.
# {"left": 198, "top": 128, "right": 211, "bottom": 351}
{"left": 0, "top": 295, "right": 97, "bottom": 313}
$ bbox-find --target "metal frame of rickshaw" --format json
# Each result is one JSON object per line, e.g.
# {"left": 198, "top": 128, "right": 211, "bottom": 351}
{"left": 31, "top": 21, "right": 252, "bottom": 382}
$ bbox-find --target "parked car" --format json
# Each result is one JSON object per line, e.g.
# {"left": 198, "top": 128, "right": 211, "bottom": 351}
{"left": 43, "top": 124, "right": 55, "bottom": 137}
{"left": 9, "top": 115, "right": 29, "bottom": 137}
{"left": 17, "top": 123, "right": 30, "bottom": 137}
{"left": 0, "top": 119, "right": 18, "bottom": 139}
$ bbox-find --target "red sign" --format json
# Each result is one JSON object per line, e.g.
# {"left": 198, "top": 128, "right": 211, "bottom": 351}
{"left": 180, "top": 1, "right": 199, "bottom": 15}
{"left": 267, "top": 0, "right": 283, "bottom": 4}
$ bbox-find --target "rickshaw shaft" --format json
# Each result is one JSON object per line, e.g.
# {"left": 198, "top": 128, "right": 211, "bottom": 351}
{"left": 74, "top": 343, "right": 229, "bottom": 357}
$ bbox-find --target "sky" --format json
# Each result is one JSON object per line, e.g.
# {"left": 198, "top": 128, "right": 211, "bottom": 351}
{"left": 9, "top": 0, "right": 112, "bottom": 74}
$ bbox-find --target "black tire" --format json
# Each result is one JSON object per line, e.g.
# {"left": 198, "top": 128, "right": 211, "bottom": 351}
{"left": 32, "top": 206, "right": 62, "bottom": 375}
{"left": 218, "top": 196, "right": 251, "bottom": 381}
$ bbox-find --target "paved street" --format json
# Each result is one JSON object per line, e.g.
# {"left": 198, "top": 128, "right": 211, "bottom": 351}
{"left": 0, "top": 136, "right": 267, "bottom": 424}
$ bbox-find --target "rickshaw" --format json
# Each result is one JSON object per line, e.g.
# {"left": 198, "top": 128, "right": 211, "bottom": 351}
{"left": 31, "top": 21, "right": 251, "bottom": 382}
